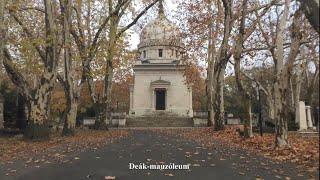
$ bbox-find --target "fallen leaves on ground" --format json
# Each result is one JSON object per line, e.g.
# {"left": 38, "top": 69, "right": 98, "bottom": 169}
{"left": 105, "top": 176, "right": 116, "bottom": 180}
{"left": 0, "top": 129, "right": 129, "bottom": 163}
{"left": 151, "top": 126, "right": 319, "bottom": 170}
{"left": 165, "top": 173, "right": 174, "bottom": 177}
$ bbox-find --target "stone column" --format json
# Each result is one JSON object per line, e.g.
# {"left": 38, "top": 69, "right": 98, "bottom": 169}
{"left": 188, "top": 85, "right": 193, "bottom": 117}
{"left": 0, "top": 94, "right": 3, "bottom": 129}
{"left": 151, "top": 88, "right": 155, "bottom": 111}
{"left": 305, "top": 106, "right": 313, "bottom": 128}
{"left": 129, "top": 84, "right": 134, "bottom": 116}
{"left": 298, "top": 101, "right": 308, "bottom": 130}
{"left": 165, "top": 88, "right": 168, "bottom": 110}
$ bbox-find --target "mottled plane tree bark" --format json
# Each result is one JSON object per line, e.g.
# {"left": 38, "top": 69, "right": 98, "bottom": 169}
{"left": 211, "top": 0, "right": 233, "bottom": 130}
{"left": 206, "top": 0, "right": 222, "bottom": 127}
{"left": 211, "top": 0, "right": 277, "bottom": 131}
{"left": 174, "top": 0, "right": 276, "bottom": 129}
{"left": 273, "top": 0, "right": 303, "bottom": 147}
{"left": 3, "top": 0, "right": 59, "bottom": 140}
{"left": 234, "top": 0, "right": 252, "bottom": 138}
{"left": 60, "top": 0, "right": 76, "bottom": 136}
{"left": 58, "top": 0, "right": 159, "bottom": 131}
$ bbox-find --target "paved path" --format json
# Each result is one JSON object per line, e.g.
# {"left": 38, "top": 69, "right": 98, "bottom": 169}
{"left": 0, "top": 129, "right": 319, "bottom": 180}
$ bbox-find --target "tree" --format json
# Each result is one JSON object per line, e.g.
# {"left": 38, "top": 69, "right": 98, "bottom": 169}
{"left": 85, "top": 0, "right": 159, "bottom": 130}
{"left": 174, "top": 0, "right": 278, "bottom": 130}
{"left": 3, "top": 0, "right": 59, "bottom": 140}
{"left": 234, "top": 0, "right": 252, "bottom": 138}
{"left": 0, "top": 0, "right": 5, "bottom": 129}
{"left": 304, "top": 41, "right": 319, "bottom": 122}
{"left": 211, "top": 0, "right": 276, "bottom": 131}
{"left": 60, "top": 0, "right": 76, "bottom": 136}
{"left": 270, "top": 0, "right": 303, "bottom": 147}
{"left": 297, "top": 0, "right": 319, "bottom": 33}
{"left": 184, "top": 63, "right": 206, "bottom": 111}
{"left": 0, "top": 79, "right": 18, "bottom": 128}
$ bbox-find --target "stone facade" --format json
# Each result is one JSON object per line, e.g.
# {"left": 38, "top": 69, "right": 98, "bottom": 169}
{"left": 129, "top": 2, "right": 192, "bottom": 118}
{"left": 131, "top": 68, "right": 192, "bottom": 117}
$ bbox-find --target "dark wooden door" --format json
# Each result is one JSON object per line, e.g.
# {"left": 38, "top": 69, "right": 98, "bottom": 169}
{"left": 156, "top": 90, "right": 166, "bottom": 110}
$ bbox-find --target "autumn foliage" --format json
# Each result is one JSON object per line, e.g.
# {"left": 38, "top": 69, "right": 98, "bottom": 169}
{"left": 184, "top": 63, "right": 206, "bottom": 111}
{"left": 0, "top": 130, "right": 129, "bottom": 162}
{"left": 154, "top": 126, "right": 319, "bottom": 169}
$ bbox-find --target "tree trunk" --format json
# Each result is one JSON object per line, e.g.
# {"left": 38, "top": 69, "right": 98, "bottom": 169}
{"left": 207, "top": 61, "right": 215, "bottom": 127}
{"left": 306, "top": 70, "right": 319, "bottom": 124}
{"left": 274, "top": 74, "right": 289, "bottom": 147}
{"left": 212, "top": 0, "right": 233, "bottom": 131}
{"left": 0, "top": 0, "right": 5, "bottom": 129}
{"left": 267, "top": 95, "right": 275, "bottom": 120}
{"left": 273, "top": 2, "right": 302, "bottom": 147}
{"left": 93, "top": 15, "right": 119, "bottom": 130}
{"left": 243, "top": 98, "right": 252, "bottom": 137}
{"left": 93, "top": 59, "right": 114, "bottom": 131}
{"left": 236, "top": 84, "right": 253, "bottom": 138}
{"left": 206, "top": 1, "right": 218, "bottom": 127}
{"left": 61, "top": 0, "right": 77, "bottom": 136}
{"left": 62, "top": 97, "right": 78, "bottom": 135}
{"left": 24, "top": 87, "right": 52, "bottom": 140}
{"left": 24, "top": 0, "right": 58, "bottom": 140}
{"left": 93, "top": 97, "right": 108, "bottom": 130}
{"left": 213, "top": 68, "right": 226, "bottom": 131}
{"left": 294, "top": 81, "right": 302, "bottom": 123}
{"left": 234, "top": 0, "right": 252, "bottom": 138}
{"left": 297, "top": 0, "right": 319, "bottom": 33}
{"left": 294, "top": 60, "right": 306, "bottom": 123}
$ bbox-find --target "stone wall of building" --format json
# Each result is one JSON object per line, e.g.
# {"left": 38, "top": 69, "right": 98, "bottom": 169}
{"left": 132, "top": 69, "right": 191, "bottom": 117}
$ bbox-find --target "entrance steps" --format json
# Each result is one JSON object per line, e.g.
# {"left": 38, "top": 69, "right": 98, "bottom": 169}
{"left": 126, "top": 117, "right": 193, "bottom": 127}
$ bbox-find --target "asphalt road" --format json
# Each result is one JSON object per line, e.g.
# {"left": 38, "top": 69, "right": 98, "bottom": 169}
{"left": 1, "top": 129, "right": 319, "bottom": 180}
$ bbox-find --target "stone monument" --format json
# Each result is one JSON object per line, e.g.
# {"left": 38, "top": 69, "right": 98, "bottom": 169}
{"left": 305, "top": 106, "right": 314, "bottom": 129}
{"left": 298, "top": 101, "right": 308, "bottom": 130}
{"left": 129, "top": 1, "right": 193, "bottom": 118}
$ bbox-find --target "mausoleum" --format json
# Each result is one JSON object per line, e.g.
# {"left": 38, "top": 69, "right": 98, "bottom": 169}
{"left": 129, "top": 1, "right": 193, "bottom": 118}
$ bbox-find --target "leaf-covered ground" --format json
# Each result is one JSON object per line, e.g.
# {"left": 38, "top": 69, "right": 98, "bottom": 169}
{"left": 152, "top": 126, "right": 319, "bottom": 170}
{"left": 0, "top": 129, "right": 129, "bottom": 163}
{"left": 0, "top": 128, "right": 318, "bottom": 180}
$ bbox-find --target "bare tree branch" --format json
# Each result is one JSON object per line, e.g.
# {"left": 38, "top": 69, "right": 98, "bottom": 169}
{"left": 8, "top": 10, "right": 46, "bottom": 61}
{"left": 297, "top": 0, "right": 319, "bottom": 33}
{"left": 117, "top": 0, "right": 159, "bottom": 38}
{"left": 19, "top": 7, "right": 45, "bottom": 13}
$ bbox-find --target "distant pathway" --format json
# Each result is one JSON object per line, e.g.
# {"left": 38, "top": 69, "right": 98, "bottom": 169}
{"left": 0, "top": 129, "right": 319, "bottom": 180}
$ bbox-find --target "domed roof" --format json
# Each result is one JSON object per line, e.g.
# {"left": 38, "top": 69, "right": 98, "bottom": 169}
{"left": 139, "top": 14, "right": 181, "bottom": 42}
{"left": 138, "top": 1, "right": 182, "bottom": 49}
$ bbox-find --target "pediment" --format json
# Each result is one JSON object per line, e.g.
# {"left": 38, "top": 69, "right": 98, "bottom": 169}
{"left": 150, "top": 79, "right": 171, "bottom": 85}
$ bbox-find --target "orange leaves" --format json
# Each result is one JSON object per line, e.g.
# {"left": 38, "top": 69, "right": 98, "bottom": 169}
{"left": 51, "top": 86, "right": 66, "bottom": 114}
{"left": 184, "top": 63, "right": 206, "bottom": 111}
{"left": 0, "top": 130, "right": 129, "bottom": 162}
{"left": 152, "top": 126, "right": 319, "bottom": 170}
